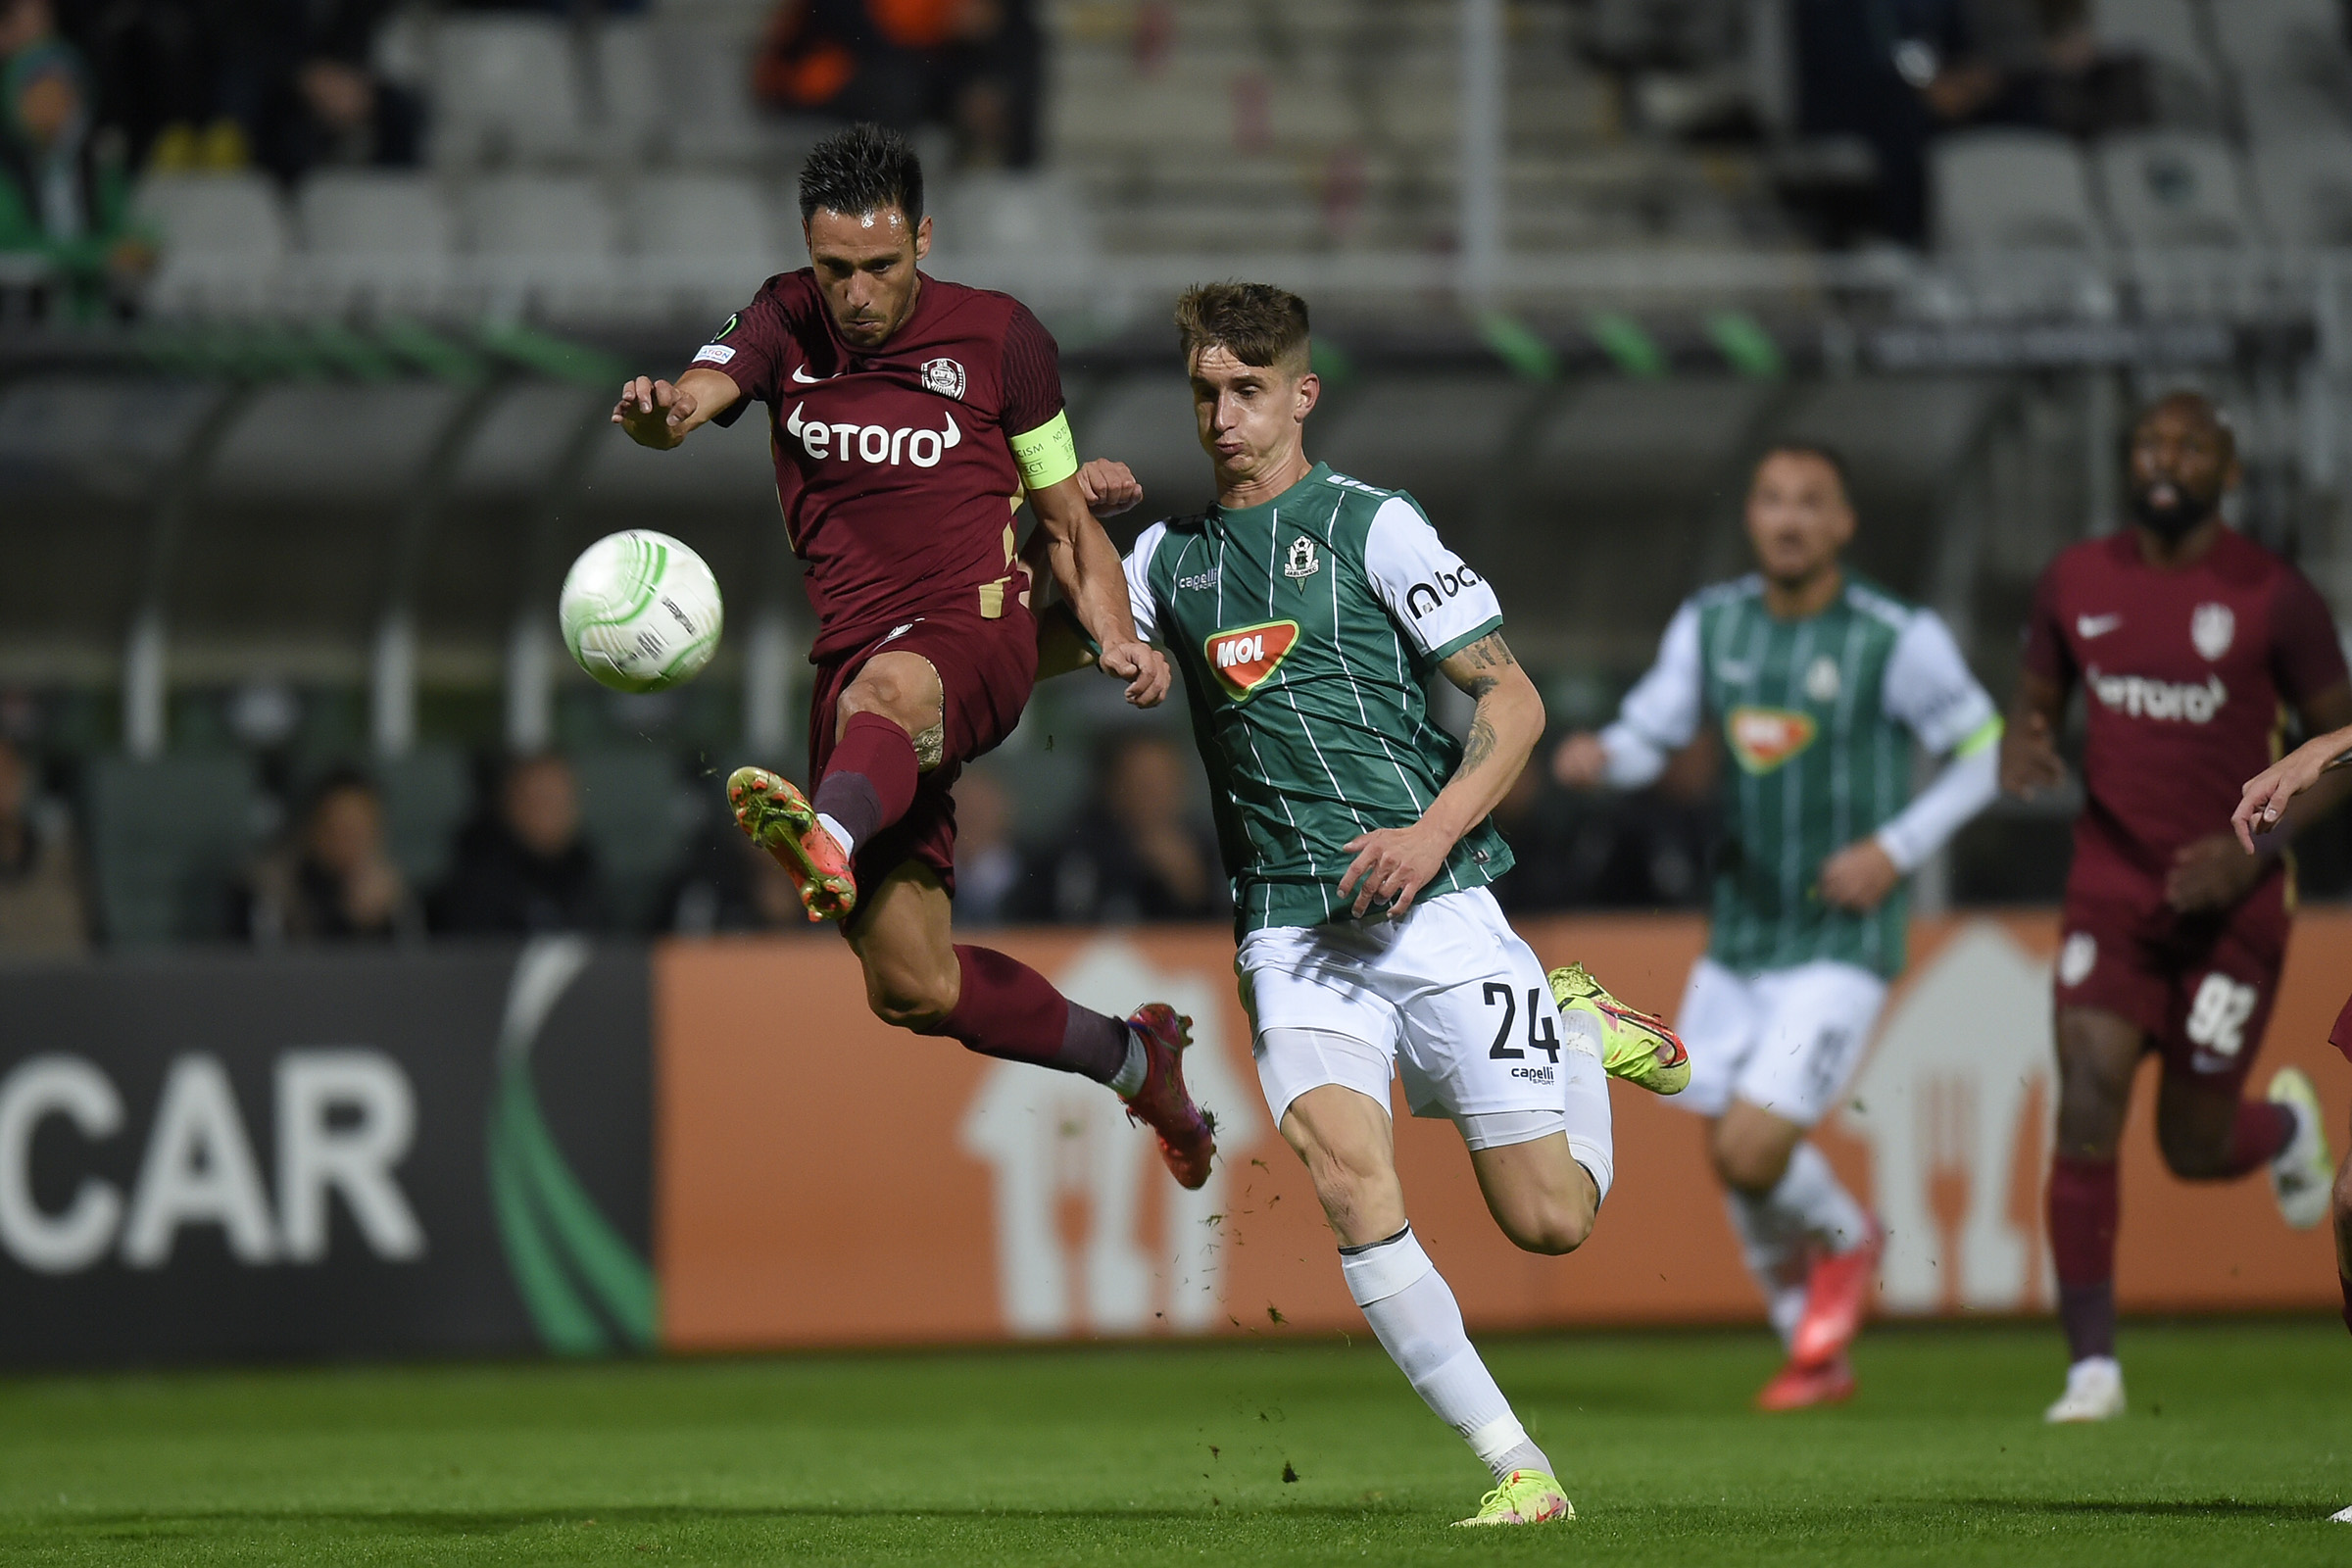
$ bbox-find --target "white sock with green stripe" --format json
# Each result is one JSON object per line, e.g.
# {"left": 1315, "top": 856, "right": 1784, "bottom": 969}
{"left": 1340, "top": 1225, "right": 1550, "bottom": 1482}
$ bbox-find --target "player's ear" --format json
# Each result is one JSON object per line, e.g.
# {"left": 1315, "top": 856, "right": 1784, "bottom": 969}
{"left": 912, "top": 214, "right": 932, "bottom": 262}
{"left": 1294, "top": 370, "right": 1321, "bottom": 422}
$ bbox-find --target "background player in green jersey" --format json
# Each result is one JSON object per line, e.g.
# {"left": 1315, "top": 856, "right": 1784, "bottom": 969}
{"left": 1045, "top": 282, "right": 1687, "bottom": 1527}
{"left": 1555, "top": 446, "right": 2003, "bottom": 1410}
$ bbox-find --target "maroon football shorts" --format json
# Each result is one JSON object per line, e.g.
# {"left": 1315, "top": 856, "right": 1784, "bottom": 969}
{"left": 2331, "top": 991, "right": 2352, "bottom": 1064}
{"left": 2053, "top": 867, "right": 2290, "bottom": 1091}
{"left": 807, "top": 602, "right": 1039, "bottom": 909}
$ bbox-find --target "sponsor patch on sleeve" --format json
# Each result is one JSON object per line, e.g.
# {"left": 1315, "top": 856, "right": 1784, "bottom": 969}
{"left": 690, "top": 344, "right": 737, "bottom": 366}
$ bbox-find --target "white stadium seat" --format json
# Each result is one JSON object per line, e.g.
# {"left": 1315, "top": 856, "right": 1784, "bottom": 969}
{"left": 430, "top": 16, "right": 587, "bottom": 167}
{"left": 2094, "top": 131, "right": 2259, "bottom": 248}
{"left": 2210, "top": 0, "right": 2352, "bottom": 144}
{"left": 132, "top": 172, "right": 289, "bottom": 315}
{"left": 624, "top": 172, "right": 778, "bottom": 261}
{"left": 1932, "top": 129, "right": 2105, "bottom": 251}
{"left": 2251, "top": 135, "right": 2352, "bottom": 248}
{"left": 295, "top": 172, "right": 456, "bottom": 312}
{"left": 463, "top": 173, "right": 620, "bottom": 260}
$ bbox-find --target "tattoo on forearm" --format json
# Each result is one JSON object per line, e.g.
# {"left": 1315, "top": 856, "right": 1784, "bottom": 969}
{"left": 1464, "top": 676, "right": 1497, "bottom": 701}
{"left": 1458, "top": 712, "right": 1497, "bottom": 777}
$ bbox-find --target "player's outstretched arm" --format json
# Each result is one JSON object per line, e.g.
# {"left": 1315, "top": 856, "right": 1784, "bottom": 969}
{"left": 2234, "top": 719, "right": 2352, "bottom": 852}
{"left": 1028, "top": 474, "right": 1169, "bottom": 708}
{"left": 1554, "top": 602, "right": 1699, "bottom": 792}
{"left": 610, "top": 368, "right": 740, "bottom": 450}
{"left": 1340, "top": 632, "right": 1543, "bottom": 919}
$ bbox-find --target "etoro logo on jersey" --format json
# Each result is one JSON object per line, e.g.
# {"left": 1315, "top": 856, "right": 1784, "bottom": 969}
{"left": 1726, "top": 706, "right": 1818, "bottom": 774}
{"left": 783, "top": 402, "right": 963, "bottom": 467}
{"left": 1205, "top": 620, "right": 1299, "bottom": 700}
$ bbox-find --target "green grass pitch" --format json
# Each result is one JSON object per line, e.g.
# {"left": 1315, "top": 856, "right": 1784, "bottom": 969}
{"left": 2, "top": 1321, "right": 2346, "bottom": 1565}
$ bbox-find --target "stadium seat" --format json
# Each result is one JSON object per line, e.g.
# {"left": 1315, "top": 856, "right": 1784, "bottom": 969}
{"left": 1311, "top": 377, "right": 1547, "bottom": 565}
{"left": 1932, "top": 130, "right": 2106, "bottom": 251}
{"left": 429, "top": 15, "right": 588, "bottom": 167}
{"left": 294, "top": 172, "right": 456, "bottom": 313}
{"left": 85, "top": 753, "right": 261, "bottom": 944}
{"left": 131, "top": 172, "right": 289, "bottom": 315}
{"left": 2210, "top": 0, "right": 2352, "bottom": 142}
{"left": 623, "top": 173, "right": 783, "bottom": 311}
{"left": 376, "top": 745, "right": 474, "bottom": 893}
{"left": 571, "top": 749, "right": 697, "bottom": 929}
{"left": 2251, "top": 135, "right": 2352, "bottom": 248}
{"left": 594, "top": 19, "right": 666, "bottom": 165}
{"left": 2088, "top": 0, "right": 2230, "bottom": 130}
{"left": 461, "top": 173, "right": 622, "bottom": 315}
{"left": 2094, "top": 131, "right": 2260, "bottom": 248}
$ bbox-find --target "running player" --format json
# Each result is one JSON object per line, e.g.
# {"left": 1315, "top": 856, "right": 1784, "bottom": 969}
{"left": 1044, "top": 282, "right": 1688, "bottom": 1528}
{"left": 611, "top": 124, "right": 1215, "bottom": 1189}
{"left": 1553, "top": 445, "right": 2004, "bottom": 1410}
{"left": 2005, "top": 391, "right": 2352, "bottom": 1423}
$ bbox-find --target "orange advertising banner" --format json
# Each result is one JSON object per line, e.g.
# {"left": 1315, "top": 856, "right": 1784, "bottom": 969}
{"left": 654, "top": 911, "right": 2352, "bottom": 1350}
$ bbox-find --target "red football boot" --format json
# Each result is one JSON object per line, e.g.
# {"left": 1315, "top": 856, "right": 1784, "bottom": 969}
{"left": 1121, "top": 1004, "right": 1216, "bottom": 1191}
{"left": 726, "top": 766, "right": 858, "bottom": 922}
{"left": 1755, "top": 1353, "right": 1856, "bottom": 1412}
{"left": 1788, "top": 1219, "right": 1885, "bottom": 1370}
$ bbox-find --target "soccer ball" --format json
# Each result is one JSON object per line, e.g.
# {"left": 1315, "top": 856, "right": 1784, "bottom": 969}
{"left": 559, "top": 530, "right": 724, "bottom": 694}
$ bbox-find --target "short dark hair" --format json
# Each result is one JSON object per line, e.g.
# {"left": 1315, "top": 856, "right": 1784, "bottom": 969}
{"left": 1174, "top": 282, "right": 1311, "bottom": 373}
{"left": 798, "top": 122, "right": 924, "bottom": 226}
{"left": 1757, "top": 441, "right": 1851, "bottom": 497}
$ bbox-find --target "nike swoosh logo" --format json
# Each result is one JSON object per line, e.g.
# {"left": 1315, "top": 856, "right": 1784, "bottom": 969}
{"left": 2077, "top": 614, "right": 2122, "bottom": 639}
{"left": 791, "top": 366, "right": 832, "bottom": 384}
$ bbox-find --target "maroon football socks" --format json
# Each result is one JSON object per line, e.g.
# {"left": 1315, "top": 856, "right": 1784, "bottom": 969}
{"left": 812, "top": 710, "right": 920, "bottom": 854}
{"left": 917, "top": 945, "right": 1133, "bottom": 1085}
{"left": 2218, "top": 1099, "right": 2297, "bottom": 1177}
{"left": 2048, "top": 1153, "right": 2119, "bottom": 1361}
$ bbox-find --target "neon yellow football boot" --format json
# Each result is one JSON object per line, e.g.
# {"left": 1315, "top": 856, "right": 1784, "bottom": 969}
{"left": 1452, "top": 1468, "right": 1574, "bottom": 1527}
{"left": 1549, "top": 962, "right": 1690, "bottom": 1095}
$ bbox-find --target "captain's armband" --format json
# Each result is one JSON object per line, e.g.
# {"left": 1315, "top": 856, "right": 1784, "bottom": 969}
{"left": 1008, "top": 410, "right": 1080, "bottom": 492}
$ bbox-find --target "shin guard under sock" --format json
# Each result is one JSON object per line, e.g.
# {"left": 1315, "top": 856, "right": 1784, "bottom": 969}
{"left": 2048, "top": 1154, "right": 2119, "bottom": 1361}
{"left": 918, "top": 946, "right": 1131, "bottom": 1083}
{"left": 812, "top": 711, "right": 920, "bottom": 854}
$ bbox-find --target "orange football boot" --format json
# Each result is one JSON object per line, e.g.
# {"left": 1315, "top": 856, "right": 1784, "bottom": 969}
{"left": 727, "top": 766, "right": 858, "bottom": 921}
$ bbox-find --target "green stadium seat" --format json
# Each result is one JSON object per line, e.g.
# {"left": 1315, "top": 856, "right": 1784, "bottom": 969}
{"left": 85, "top": 754, "right": 261, "bottom": 946}
{"left": 376, "top": 746, "right": 476, "bottom": 894}
{"left": 571, "top": 749, "right": 696, "bottom": 931}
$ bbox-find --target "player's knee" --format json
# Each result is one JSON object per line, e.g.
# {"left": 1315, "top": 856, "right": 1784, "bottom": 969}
{"left": 863, "top": 969, "right": 956, "bottom": 1032}
{"left": 1710, "top": 1133, "right": 1790, "bottom": 1195}
{"left": 1501, "top": 1196, "right": 1593, "bottom": 1256}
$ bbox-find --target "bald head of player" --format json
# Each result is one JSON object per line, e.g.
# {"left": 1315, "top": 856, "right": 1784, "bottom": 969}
{"left": 798, "top": 122, "right": 933, "bottom": 351}
{"left": 1176, "top": 282, "right": 1321, "bottom": 508}
{"left": 1744, "top": 445, "right": 1856, "bottom": 613}
{"left": 2128, "top": 391, "right": 2240, "bottom": 549}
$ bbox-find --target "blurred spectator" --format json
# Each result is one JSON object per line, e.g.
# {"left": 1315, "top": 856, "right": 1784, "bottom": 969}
{"left": 665, "top": 808, "right": 803, "bottom": 934}
{"left": 210, "top": 0, "right": 422, "bottom": 184}
{"left": 237, "top": 766, "right": 420, "bottom": 944}
{"left": 432, "top": 755, "right": 609, "bottom": 936}
{"left": 0, "top": 0, "right": 152, "bottom": 318}
{"left": 0, "top": 738, "right": 87, "bottom": 956}
{"left": 756, "top": 0, "right": 1042, "bottom": 168}
{"left": 1025, "top": 733, "right": 1226, "bottom": 925}
{"left": 951, "top": 764, "right": 1024, "bottom": 926}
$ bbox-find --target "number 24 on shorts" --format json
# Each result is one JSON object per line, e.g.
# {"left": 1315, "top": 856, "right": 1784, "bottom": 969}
{"left": 1484, "top": 984, "right": 1560, "bottom": 1062}
{"left": 2184, "top": 972, "right": 2259, "bottom": 1058}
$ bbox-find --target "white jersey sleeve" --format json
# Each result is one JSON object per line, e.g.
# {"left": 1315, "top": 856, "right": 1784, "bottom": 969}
{"left": 1121, "top": 520, "right": 1169, "bottom": 646}
{"left": 1598, "top": 602, "right": 1703, "bottom": 790}
{"left": 1873, "top": 610, "right": 2004, "bottom": 872}
{"left": 1363, "top": 494, "right": 1504, "bottom": 661}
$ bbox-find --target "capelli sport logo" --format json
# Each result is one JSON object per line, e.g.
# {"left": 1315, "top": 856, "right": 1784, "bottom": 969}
{"left": 1404, "top": 565, "right": 1481, "bottom": 619}
{"left": 1205, "top": 620, "right": 1299, "bottom": 700}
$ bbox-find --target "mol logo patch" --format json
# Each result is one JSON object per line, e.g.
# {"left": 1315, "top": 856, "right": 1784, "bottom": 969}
{"left": 1205, "top": 619, "right": 1299, "bottom": 701}
{"left": 1726, "top": 706, "right": 1818, "bottom": 774}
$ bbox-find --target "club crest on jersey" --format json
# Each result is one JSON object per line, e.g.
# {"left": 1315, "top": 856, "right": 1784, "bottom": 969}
{"left": 920, "top": 357, "right": 966, "bottom": 399}
{"left": 1284, "top": 535, "right": 1321, "bottom": 585}
{"left": 1205, "top": 619, "right": 1299, "bottom": 700}
{"left": 2190, "top": 602, "right": 2234, "bottom": 662}
{"left": 1726, "top": 706, "right": 1819, "bottom": 774}
{"left": 1803, "top": 656, "right": 1842, "bottom": 704}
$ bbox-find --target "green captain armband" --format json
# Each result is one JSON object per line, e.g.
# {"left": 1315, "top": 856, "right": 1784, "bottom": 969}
{"left": 1009, "top": 410, "right": 1080, "bottom": 491}
{"left": 1954, "top": 714, "right": 2004, "bottom": 758}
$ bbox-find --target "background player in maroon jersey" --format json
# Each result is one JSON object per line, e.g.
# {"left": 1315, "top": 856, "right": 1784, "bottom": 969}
{"left": 2003, "top": 391, "right": 2352, "bottom": 1422}
{"left": 610, "top": 124, "right": 1215, "bottom": 1190}
{"left": 2232, "top": 719, "right": 2352, "bottom": 1362}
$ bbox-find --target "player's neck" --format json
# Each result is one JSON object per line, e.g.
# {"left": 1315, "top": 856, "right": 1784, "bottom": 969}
{"left": 1762, "top": 563, "right": 1843, "bottom": 621}
{"left": 1215, "top": 446, "right": 1315, "bottom": 511}
{"left": 2132, "top": 516, "right": 2223, "bottom": 570}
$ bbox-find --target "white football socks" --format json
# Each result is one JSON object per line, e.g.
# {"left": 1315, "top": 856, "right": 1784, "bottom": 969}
{"left": 1106, "top": 1030, "right": 1148, "bottom": 1098}
{"left": 1340, "top": 1226, "right": 1550, "bottom": 1482}
{"left": 1724, "top": 1141, "right": 1870, "bottom": 1348}
{"left": 815, "top": 812, "right": 857, "bottom": 858}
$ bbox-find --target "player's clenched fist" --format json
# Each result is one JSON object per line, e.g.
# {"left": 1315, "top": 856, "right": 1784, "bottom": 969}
{"left": 612, "top": 376, "right": 698, "bottom": 449}
{"left": 1099, "top": 639, "right": 1171, "bottom": 708}
{"left": 1078, "top": 459, "right": 1144, "bottom": 517}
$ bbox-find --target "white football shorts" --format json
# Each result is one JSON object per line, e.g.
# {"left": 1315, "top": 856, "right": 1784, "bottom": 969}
{"left": 1674, "top": 956, "right": 1887, "bottom": 1126}
{"left": 1235, "top": 887, "right": 1614, "bottom": 1198}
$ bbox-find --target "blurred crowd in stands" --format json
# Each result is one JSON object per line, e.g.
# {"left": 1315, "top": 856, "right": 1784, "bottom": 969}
{"left": 0, "top": 715, "right": 1720, "bottom": 955}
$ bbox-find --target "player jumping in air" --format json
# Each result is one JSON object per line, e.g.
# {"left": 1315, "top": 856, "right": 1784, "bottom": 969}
{"left": 2005, "top": 391, "right": 2352, "bottom": 1423}
{"left": 1045, "top": 283, "right": 1689, "bottom": 1528}
{"left": 611, "top": 124, "right": 1216, "bottom": 1190}
{"left": 1554, "top": 445, "right": 2004, "bottom": 1411}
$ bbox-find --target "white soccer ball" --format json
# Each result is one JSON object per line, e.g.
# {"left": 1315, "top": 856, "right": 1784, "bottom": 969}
{"left": 559, "top": 530, "right": 724, "bottom": 694}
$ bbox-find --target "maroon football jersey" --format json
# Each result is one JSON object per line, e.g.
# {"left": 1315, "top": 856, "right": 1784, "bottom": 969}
{"left": 2024, "top": 527, "right": 2347, "bottom": 897}
{"left": 693, "top": 270, "right": 1065, "bottom": 659}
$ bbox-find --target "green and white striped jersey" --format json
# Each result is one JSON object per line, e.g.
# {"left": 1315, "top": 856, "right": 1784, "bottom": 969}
{"left": 1600, "top": 573, "right": 2000, "bottom": 978}
{"left": 1123, "top": 463, "right": 1512, "bottom": 934}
